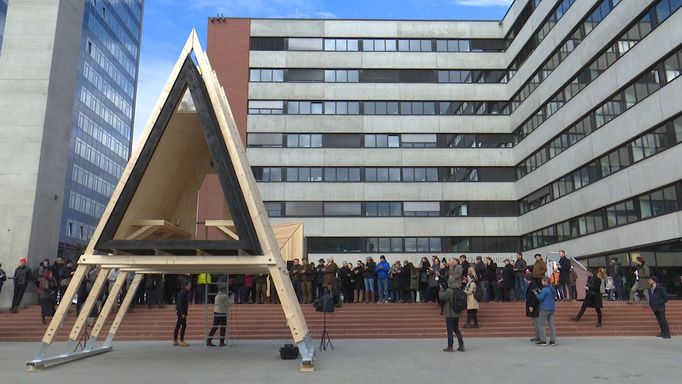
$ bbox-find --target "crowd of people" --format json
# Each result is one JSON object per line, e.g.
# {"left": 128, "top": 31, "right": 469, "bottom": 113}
{"left": 0, "top": 250, "right": 675, "bottom": 346}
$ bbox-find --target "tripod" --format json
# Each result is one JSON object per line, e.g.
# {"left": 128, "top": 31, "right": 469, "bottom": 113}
{"left": 319, "top": 311, "right": 334, "bottom": 351}
{"left": 75, "top": 317, "right": 95, "bottom": 352}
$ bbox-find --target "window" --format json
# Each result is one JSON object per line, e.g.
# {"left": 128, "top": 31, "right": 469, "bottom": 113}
{"left": 285, "top": 202, "right": 323, "bottom": 216}
{"left": 401, "top": 134, "right": 436, "bottom": 148}
{"left": 324, "top": 70, "right": 359, "bottom": 82}
{"left": 365, "top": 202, "right": 402, "bottom": 217}
{"left": 307, "top": 238, "right": 362, "bottom": 253}
{"left": 324, "top": 202, "right": 362, "bottom": 216}
{"left": 403, "top": 202, "right": 440, "bottom": 217}
{"left": 324, "top": 168, "right": 361, "bottom": 182}
{"left": 249, "top": 69, "right": 284, "bottom": 82}
{"left": 253, "top": 167, "right": 282, "bottom": 182}
{"left": 248, "top": 133, "right": 283, "bottom": 148}
{"left": 287, "top": 69, "right": 323, "bottom": 82}
{"left": 446, "top": 202, "right": 468, "bottom": 216}
{"left": 248, "top": 100, "right": 283, "bottom": 114}
{"left": 264, "top": 202, "right": 283, "bottom": 217}
{"left": 364, "top": 134, "right": 400, "bottom": 148}
{"left": 286, "top": 168, "right": 323, "bottom": 182}
{"left": 324, "top": 39, "right": 359, "bottom": 51}
{"left": 288, "top": 38, "right": 323, "bottom": 51}
{"left": 287, "top": 134, "right": 322, "bottom": 148}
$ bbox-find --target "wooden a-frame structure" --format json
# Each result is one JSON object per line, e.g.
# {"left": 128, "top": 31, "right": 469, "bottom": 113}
{"left": 27, "top": 31, "right": 315, "bottom": 371}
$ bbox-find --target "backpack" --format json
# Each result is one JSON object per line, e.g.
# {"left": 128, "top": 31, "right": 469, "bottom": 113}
{"left": 450, "top": 288, "right": 467, "bottom": 313}
{"left": 473, "top": 280, "right": 483, "bottom": 302}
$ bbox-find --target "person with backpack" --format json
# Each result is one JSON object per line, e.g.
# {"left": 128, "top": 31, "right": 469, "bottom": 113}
{"left": 463, "top": 272, "right": 480, "bottom": 328}
{"left": 438, "top": 280, "right": 466, "bottom": 352}
{"left": 534, "top": 276, "right": 557, "bottom": 346}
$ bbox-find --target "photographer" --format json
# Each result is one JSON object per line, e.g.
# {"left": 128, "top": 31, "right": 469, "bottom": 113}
{"left": 438, "top": 278, "right": 465, "bottom": 352}
{"left": 525, "top": 275, "right": 542, "bottom": 342}
{"left": 533, "top": 276, "right": 557, "bottom": 346}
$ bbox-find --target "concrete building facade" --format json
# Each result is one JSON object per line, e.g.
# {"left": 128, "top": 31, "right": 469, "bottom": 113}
{"left": 204, "top": 0, "right": 682, "bottom": 288}
{"left": 0, "top": 0, "right": 142, "bottom": 308}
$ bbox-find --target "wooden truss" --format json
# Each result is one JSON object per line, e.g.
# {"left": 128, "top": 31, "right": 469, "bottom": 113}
{"left": 27, "top": 31, "right": 315, "bottom": 371}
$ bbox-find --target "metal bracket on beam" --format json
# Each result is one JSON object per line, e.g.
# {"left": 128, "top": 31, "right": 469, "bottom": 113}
{"left": 26, "top": 346, "right": 113, "bottom": 371}
{"left": 297, "top": 334, "right": 316, "bottom": 372}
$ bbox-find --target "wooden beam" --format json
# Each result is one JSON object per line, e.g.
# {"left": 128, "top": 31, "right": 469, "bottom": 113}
{"left": 42, "top": 264, "right": 89, "bottom": 345}
{"left": 105, "top": 274, "right": 143, "bottom": 345}
{"left": 79, "top": 254, "right": 273, "bottom": 267}
{"left": 68, "top": 268, "right": 110, "bottom": 341}
{"left": 89, "top": 271, "right": 127, "bottom": 341}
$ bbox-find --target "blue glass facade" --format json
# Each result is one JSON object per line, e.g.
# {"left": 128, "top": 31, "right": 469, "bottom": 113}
{"left": 58, "top": 0, "right": 143, "bottom": 260}
{"left": 0, "top": 0, "right": 8, "bottom": 52}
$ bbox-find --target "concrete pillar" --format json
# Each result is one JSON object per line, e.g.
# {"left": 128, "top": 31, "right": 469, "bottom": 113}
{"left": 0, "top": 0, "right": 85, "bottom": 308}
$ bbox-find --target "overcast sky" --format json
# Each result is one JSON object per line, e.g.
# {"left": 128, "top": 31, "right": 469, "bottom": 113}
{"left": 133, "top": 0, "right": 512, "bottom": 145}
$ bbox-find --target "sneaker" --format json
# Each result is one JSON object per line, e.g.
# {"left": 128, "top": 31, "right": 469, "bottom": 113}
{"left": 535, "top": 341, "right": 547, "bottom": 346}
{"left": 548, "top": 341, "right": 557, "bottom": 346}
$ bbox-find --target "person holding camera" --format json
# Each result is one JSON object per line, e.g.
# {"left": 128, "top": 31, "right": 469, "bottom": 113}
{"left": 438, "top": 279, "right": 465, "bottom": 352}
{"left": 534, "top": 276, "right": 557, "bottom": 346}
{"left": 570, "top": 269, "right": 603, "bottom": 327}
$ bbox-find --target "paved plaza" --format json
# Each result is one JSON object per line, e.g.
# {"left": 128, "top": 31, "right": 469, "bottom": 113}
{"left": 1, "top": 337, "right": 681, "bottom": 383}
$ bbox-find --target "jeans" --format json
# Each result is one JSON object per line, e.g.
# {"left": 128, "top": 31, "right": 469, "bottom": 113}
{"left": 445, "top": 316, "right": 464, "bottom": 348}
{"left": 378, "top": 279, "right": 389, "bottom": 301}
{"left": 630, "top": 281, "right": 650, "bottom": 304}
{"left": 480, "top": 281, "right": 490, "bottom": 302}
{"left": 530, "top": 317, "right": 540, "bottom": 339}
{"left": 613, "top": 278, "right": 624, "bottom": 300}
{"left": 515, "top": 276, "right": 527, "bottom": 301}
{"left": 538, "top": 309, "right": 556, "bottom": 343}
{"left": 173, "top": 313, "right": 187, "bottom": 341}
{"left": 654, "top": 309, "right": 670, "bottom": 337}
{"left": 364, "top": 277, "right": 375, "bottom": 293}
{"left": 11, "top": 283, "right": 28, "bottom": 311}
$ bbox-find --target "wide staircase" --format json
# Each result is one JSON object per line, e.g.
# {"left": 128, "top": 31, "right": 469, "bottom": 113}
{"left": 1, "top": 301, "right": 680, "bottom": 342}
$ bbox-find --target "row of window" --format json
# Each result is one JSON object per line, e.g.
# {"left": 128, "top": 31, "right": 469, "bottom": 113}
{"left": 249, "top": 68, "right": 511, "bottom": 84}
{"left": 253, "top": 167, "right": 515, "bottom": 183}
{"left": 522, "top": 182, "right": 682, "bottom": 250}
{"left": 74, "top": 137, "right": 124, "bottom": 178}
{"left": 83, "top": 62, "right": 133, "bottom": 119}
{"left": 517, "top": 45, "right": 682, "bottom": 178}
{"left": 94, "top": 0, "right": 141, "bottom": 56}
{"left": 264, "top": 200, "right": 518, "bottom": 218}
{"left": 248, "top": 100, "right": 511, "bottom": 116}
{"left": 508, "top": 0, "right": 577, "bottom": 73}
{"left": 250, "top": 37, "right": 508, "bottom": 53}
{"left": 513, "top": 0, "right": 622, "bottom": 106}
{"left": 68, "top": 191, "right": 106, "bottom": 219}
{"left": 87, "top": 40, "right": 135, "bottom": 100}
{"left": 79, "top": 87, "right": 131, "bottom": 141}
{"left": 72, "top": 164, "right": 116, "bottom": 198}
{"left": 65, "top": 218, "right": 96, "bottom": 241}
{"left": 513, "top": 0, "right": 681, "bottom": 146}
{"left": 77, "top": 111, "right": 130, "bottom": 160}
{"left": 520, "top": 114, "right": 682, "bottom": 214}
{"left": 307, "top": 236, "right": 521, "bottom": 254}
{"left": 87, "top": 11, "right": 137, "bottom": 79}
{"left": 247, "top": 133, "right": 513, "bottom": 149}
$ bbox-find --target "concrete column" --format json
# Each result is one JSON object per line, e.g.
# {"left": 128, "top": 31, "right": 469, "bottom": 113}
{"left": 0, "top": 0, "right": 85, "bottom": 308}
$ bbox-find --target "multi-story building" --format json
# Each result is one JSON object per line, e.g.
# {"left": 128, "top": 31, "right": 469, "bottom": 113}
{"left": 0, "top": 0, "right": 142, "bottom": 281}
{"left": 205, "top": 0, "right": 682, "bottom": 289}
{"left": 58, "top": 0, "right": 143, "bottom": 260}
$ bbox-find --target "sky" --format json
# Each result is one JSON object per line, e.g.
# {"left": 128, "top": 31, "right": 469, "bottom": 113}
{"left": 133, "top": 0, "right": 513, "bottom": 145}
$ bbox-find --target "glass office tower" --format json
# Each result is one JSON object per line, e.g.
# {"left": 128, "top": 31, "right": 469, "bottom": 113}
{"left": 0, "top": 0, "right": 8, "bottom": 51}
{"left": 58, "top": 0, "right": 143, "bottom": 260}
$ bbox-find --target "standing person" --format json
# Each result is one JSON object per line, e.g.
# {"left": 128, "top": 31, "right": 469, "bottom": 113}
{"left": 255, "top": 273, "right": 268, "bottom": 304}
{"left": 484, "top": 257, "right": 497, "bottom": 302}
{"left": 425, "top": 258, "right": 441, "bottom": 303}
{"left": 558, "top": 250, "right": 572, "bottom": 300}
{"left": 570, "top": 269, "right": 603, "bottom": 327}
{"left": 409, "top": 262, "right": 419, "bottom": 303}
{"left": 648, "top": 277, "right": 670, "bottom": 339}
{"left": 419, "top": 257, "right": 431, "bottom": 301}
{"left": 0, "top": 263, "right": 7, "bottom": 296}
{"left": 629, "top": 257, "right": 651, "bottom": 306}
{"left": 534, "top": 276, "right": 557, "bottom": 346}
{"left": 314, "top": 259, "right": 325, "bottom": 300}
{"left": 569, "top": 267, "right": 578, "bottom": 301}
{"left": 363, "top": 257, "right": 376, "bottom": 303}
{"left": 51, "top": 257, "right": 65, "bottom": 304}
{"left": 301, "top": 259, "right": 314, "bottom": 304}
{"left": 608, "top": 257, "right": 624, "bottom": 300}
{"left": 463, "top": 273, "right": 479, "bottom": 328}
{"left": 514, "top": 252, "right": 528, "bottom": 301}
{"left": 207, "top": 286, "right": 230, "bottom": 347}
{"left": 38, "top": 270, "right": 58, "bottom": 324}
{"left": 474, "top": 256, "right": 486, "bottom": 301}
{"left": 35, "top": 259, "right": 50, "bottom": 281}
{"left": 459, "top": 255, "right": 470, "bottom": 278}
{"left": 532, "top": 254, "right": 547, "bottom": 281}
{"left": 289, "top": 259, "right": 303, "bottom": 303}
{"left": 352, "top": 260, "right": 365, "bottom": 303}
{"left": 376, "top": 255, "right": 391, "bottom": 303}
{"left": 323, "top": 258, "right": 338, "bottom": 294}
{"left": 173, "top": 280, "right": 192, "bottom": 347}
{"left": 339, "top": 261, "right": 353, "bottom": 303}
{"left": 502, "top": 259, "right": 515, "bottom": 301}
{"left": 438, "top": 281, "right": 465, "bottom": 352}
{"left": 526, "top": 275, "right": 542, "bottom": 342}
{"left": 447, "top": 258, "right": 462, "bottom": 289}
{"left": 10, "top": 258, "right": 32, "bottom": 313}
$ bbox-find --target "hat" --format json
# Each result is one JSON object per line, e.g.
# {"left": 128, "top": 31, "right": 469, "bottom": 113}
{"left": 318, "top": 258, "right": 325, "bottom": 263}
{"left": 19, "top": 258, "right": 27, "bottom": 264}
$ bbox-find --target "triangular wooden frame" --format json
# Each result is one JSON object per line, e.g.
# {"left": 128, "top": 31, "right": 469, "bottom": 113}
{"left": 27, "top": 31, "right": 315, "bottom": 372}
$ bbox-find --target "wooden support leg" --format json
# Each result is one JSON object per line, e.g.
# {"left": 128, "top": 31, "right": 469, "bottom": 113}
{"left": 86, "top": 271, "right": 128, "bottom": 351}
{"left": 65, "top": 268, "right": 110, "bottom": 353}
{"left": 268, "top": 263, "right": 315, "bottom": 370}
{"left": 103, "top": 273, "right": 143, "bottom": 348}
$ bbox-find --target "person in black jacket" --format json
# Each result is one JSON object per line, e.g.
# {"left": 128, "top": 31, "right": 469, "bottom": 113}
{"left": 352, "top": 261, "right": 365, "bottom": 303}
{"left": 339, "top": 261, "right": 353, "bottom": 303}
{"left": 558, "top": 250, "right": 572, "bottom": 300}
{"left": 11, "top": 258, "right": 32, "bottom": 313}
{"left": 502, "top": 259, "right": 515, "bottom": 301}
{"left": 648, "top": 277, "right": 670, "bottom": 339}
{"left": 570, "top": 269, "right": 603, "bottom": 327}
{"left": 173, "top": 280, "right": 192, "bottom": 346}
{"left": 526, "top": 275, "right": 542, "bottom": 342}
